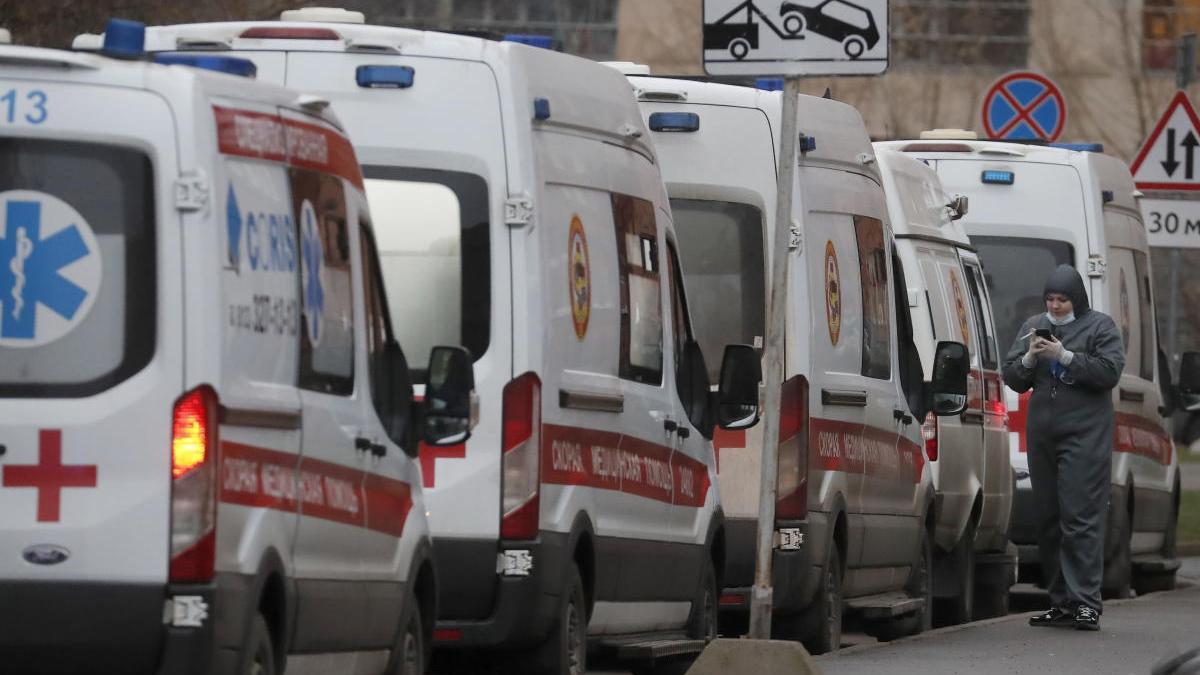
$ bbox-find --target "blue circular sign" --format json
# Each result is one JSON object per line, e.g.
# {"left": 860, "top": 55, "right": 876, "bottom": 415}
{"left": 981, "top": 71, "right": 1066, "bottom": 141}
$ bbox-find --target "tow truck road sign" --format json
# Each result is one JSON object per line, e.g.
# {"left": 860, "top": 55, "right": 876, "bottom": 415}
{"left": 703, "top": 0, "right": 889, "bottom": 76}
{"left": 1130, "top": 91, "right": 1200, "bottom": 191}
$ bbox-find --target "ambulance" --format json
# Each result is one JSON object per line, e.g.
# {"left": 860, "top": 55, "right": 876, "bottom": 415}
{"left": 874, "top": 149, "right": 1016, "bottom": 622}
{"left": 615, "top": 69, "right": 972, "bottom": 653}
{"left": 0, "top": 22, "right": 475, "bottom": 675}
{"left": 96, "top": 10, "right": 756, "bottom": 674}
{"left": 881, "top": 133, "right": 1184, "bottom": 596}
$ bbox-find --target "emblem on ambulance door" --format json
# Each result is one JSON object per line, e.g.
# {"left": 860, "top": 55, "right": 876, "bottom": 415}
{"left": 568, "top": 215, "right": 591, "bottom": 340}
{"left": 299, "top": 199, "right": 325, "bottom": 346}
{"left": 1119, "top": 268, "right": 1131, "bottom": 353}
{"left": 950, "top": 269, "right": 972, "bottom": 347}
{"left": 824, "top": 241, "right": 841, "bottom": 346}
{"left": 0, "top": 190, "right": 102, "bottom": 348}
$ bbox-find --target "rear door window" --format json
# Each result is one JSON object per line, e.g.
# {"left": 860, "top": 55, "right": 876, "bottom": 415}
{"left": 971, "top": 236, "right": 1073, "bottom": 354}
{"left": 0, "top": 139, "right": 155, "bottom": 397}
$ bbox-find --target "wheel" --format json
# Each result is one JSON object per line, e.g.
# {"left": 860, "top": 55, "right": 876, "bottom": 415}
{"left": 529, "top": 563, "right": 587, "bottom": 675}
{"left": 934, "top": 521, "right": 976, "bottom": 627}
{"left": 971, "top": 579, "right": 1010, "bottom": 620}
{"left": 729, "top": 38, "right": 751, "bottom": 60}
{"left": 842, "top": 36, "right": 866, "bottom": 59}
{"left": 688, "top": 555, "right": 719, "bottom": 642}
{"left": 386, "top": 597, "right": 425, "bottom": 675}
{"left": 793, "top": 544, "right": 843, "bottom": 655}
{"left": 870, "top": 525, "right": 933, "bottom": 641}
{"left": 1134, "top": 483, "right": 1179, "bottom": 595}
{"left": 1102, "top": 491, "right": 1133, "bottom": 600}
{"left": 241, "top": 614, "right": 277, "bottom": 675}
{"left": 782, "top": 12, "right": 806, "bottom": 35}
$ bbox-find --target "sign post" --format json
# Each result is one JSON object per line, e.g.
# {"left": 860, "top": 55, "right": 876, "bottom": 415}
{"left": 703, "top": 0, "right": 889, "bottom": 642}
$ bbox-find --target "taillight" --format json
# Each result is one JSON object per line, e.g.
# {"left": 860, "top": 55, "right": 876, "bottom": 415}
{"left": 922, "top": 412, "right": 939, "bottom": 462}
{"left": 776, "top": 375, "right": 809, "bottom": 521}
{"left": 501, "top": 373, "right": 541, "bottom": 540}
{"left": 170, "top": 386, "right": 219, "bottom": 583}
{"left": 239, "top": 26, "right": 341, "bottom": 40}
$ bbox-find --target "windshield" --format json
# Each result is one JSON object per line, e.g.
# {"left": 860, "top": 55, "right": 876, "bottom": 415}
{"left": 363, "top": 166, "right": 490, "bottom": 375}
{"left": 0, "top": 138, "right": 155, "bottom": 397}
{"left": 670, "top": 198, "right": 766, "bottom": 382}
{"left": 971, "top": 235, "right": 1074, "bottom": 355}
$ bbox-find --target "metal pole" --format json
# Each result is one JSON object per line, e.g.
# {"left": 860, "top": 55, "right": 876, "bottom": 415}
{"left": 1177, "top": 34, "right": 1197, "bottom": 92}
{"left": 747, "top": 76, "right": 802, "bottom": 640}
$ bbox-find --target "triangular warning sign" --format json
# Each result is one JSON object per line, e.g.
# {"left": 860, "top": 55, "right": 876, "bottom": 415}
{"left": 1130, "top": 91, "right": 1200, "bottom": 191}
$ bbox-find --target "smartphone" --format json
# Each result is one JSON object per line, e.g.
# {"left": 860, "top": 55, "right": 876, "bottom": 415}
{"left": 1035, "top": 328, "right": 1053, "bottom": 340}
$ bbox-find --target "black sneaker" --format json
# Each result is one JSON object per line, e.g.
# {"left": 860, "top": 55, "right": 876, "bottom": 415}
{"left": 1029, "top": 606, "right": 1074, "bottom": 628}
{"left": 1074, "top": 605, "right": 1100, "bottom": 631}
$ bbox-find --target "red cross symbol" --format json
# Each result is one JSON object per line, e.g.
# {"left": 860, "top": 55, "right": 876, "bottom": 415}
{"left": 2, "top": 429, "right": 97, "bottom": 522}
{"left": 418, "top": 441, "right": 466, "bottom": 488}
{"left": 1007, "top": 391, "right": 1032, "bottom": 453}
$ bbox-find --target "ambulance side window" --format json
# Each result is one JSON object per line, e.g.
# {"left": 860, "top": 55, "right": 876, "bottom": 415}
{"left": 1132, "top": 251, "right": 1155, "bottom": 380}
{"left": 964, "top": 263, "right": 998, "bottom": 369}
{"left": 666, "top": 240, "right": 707, "bottom": 430}
{"left": 360, "top": 221, "right": 405, "bottom": 441}
{"left": 294, "top": 169, "right": 355, "bottom": 396}
{"left": 613, "top": 193, "right": 663, "bottom": 385}
{"left": 854, "top": 216, "right": 891, "bottom": 380}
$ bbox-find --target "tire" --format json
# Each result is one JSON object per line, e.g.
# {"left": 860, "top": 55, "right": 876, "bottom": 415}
{"left": 1103, "top": 491, "right": 1133, "bottom": 600}
{"left": 386, "top": 600, "right": 425, "bottom": 675}
{"left": 794, "top": 544, "right": 843, "bottom": 655}
{"left": 729, "top": 39, "right": 751, "bottom": 60}
{"left": 242, "top": 614, "right": 277, "bottom": 675}
{"left": 689, "top": 555, "right": 719, "bottom": 642}
{"left": 934, "top": 521, "right": 976, "bottom": 627}
{"left": 529, "top": 563, "right": 587, "bottom": 675}
{"left": 972, "top": 579, "right": 1010, "bottom": 620}
{"left": 1134, "top": 483, "right": 1179, "bottom": 595}
{"left": 842, "top": 36, "right": 866, "bottom": 59}
{"left": 782, "top": 12, "right": 806, "bottom": 35}
{"left": 870, "top": 525, "right": 933, "bottom": 641}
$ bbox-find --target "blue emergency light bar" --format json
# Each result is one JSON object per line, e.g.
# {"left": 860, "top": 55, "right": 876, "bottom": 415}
{"left": 102, "top": 18, "right": 145, "bottom": 59}
{"left": 981, "top": 170, "right": 1015, "bottom": 185}
{"left": 1051, "top": 143, "right": 1105, "bottom": 153}
{"left": 155, "top": 53, "right": 257, "bottom": 78}
{"left": 649, "top": 112, "right": 700, "bottom": 132}
{"left": 505, "top": 34, "right": 556, "bottom": 49}
{"left": 756, "top": 77, "right": 784, "bottom": 91}
{"left": 533, "top": 97, "right": 551, "bottom": 121}
{"left": 356, "top": 65, "right": 415, "bottom": 89}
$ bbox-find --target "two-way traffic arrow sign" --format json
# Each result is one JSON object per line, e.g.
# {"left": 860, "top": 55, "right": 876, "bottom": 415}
{"left": 1131, "top": 91, "right": 1200, "bottom": 191}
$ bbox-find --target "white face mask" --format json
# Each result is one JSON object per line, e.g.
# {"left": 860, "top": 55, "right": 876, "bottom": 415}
{"left": 1047, "top": 311, "right": 1076, "bottom": 326}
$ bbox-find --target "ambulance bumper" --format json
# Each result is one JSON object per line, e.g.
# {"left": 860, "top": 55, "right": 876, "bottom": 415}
{"left": 433, "top": 530, "right": 571, "bottom": 649}
{"left": 717, "top": 516, "right": 821, "bottom": 615}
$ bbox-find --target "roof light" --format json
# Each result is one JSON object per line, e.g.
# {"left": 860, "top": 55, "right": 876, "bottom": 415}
{"left": 154, "top": 53, "right": 257, "bottom": 78}
{"left": 239, "top": 26, "right": 341, "bottom": 40}
{"left": 901, "top": 143, "right": 973, "bottom": 153}
{"left": 356, "top": 64, "right": 414, "bottom": 88}
{"left": 756, "top": 77, "right": 784, "bottom": 91}
{"left": 280, "top": 7, "right": 365, "bottom": 24}
{"left": 1052, "top": 142, "right": 1105, "bottom": 153}
{"left": 504, "top": 34, "right": 556, "bottom": 49}
{"left": 102, "top": 18, "right": 145, "bottom": 59}
{"left": 533, "top": 97, "right": 551, "bottom": 121}
{"left": 920, "top": 128, "right": 978, "bottom": 140}
{"left": 981, "top": 170, "right": 1015, "bottom": 185}
{"left": 649, "top": 112, "right": 700, "bottom": 132}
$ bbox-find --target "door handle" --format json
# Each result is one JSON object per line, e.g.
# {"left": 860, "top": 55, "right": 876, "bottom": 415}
{"left": 355, "top": 437, "right": 386, "bottom": 457}
{"left": 960, "top": 410, "right": 985, "bottom": 425}
{"left": 663, "top": 419, "right": 679, "bottom": 433}
{"left": 677, "top": 426, "right": 691, "bottom": 439}
{"left": 1119, "top": 388, "right": 1145, "bottom": 403}
{"left": 893, "top": 409, "right": 913, "bottom": 425}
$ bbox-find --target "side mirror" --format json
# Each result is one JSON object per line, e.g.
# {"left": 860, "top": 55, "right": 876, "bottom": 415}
{"left": 1181, "top": 352, "right": 1200, "bottom": 412}
{"left": 947, "top": 195, "right": 969, "bottom": 221}
{"left": 422, "top": 346, "right": 475, "bottom": 447}
{"left": 717, "top": 344, "right": 762, "bottom": 430}
{"left": 927, "top": 340, "right": 969, "bottom": 416}
{"left": 677, "top": 340, "right": 713, "bottom": 439}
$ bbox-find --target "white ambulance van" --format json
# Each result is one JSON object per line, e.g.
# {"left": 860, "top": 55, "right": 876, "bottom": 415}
{"left": 100, "top": 10, "right": 757, "bottom": 674}
{"left": 616, "top": 70, "right": 972, "bottom": 653}
{"left": 874, "top": 149, "right": 1015, "bottom": 622}
{"left": 881, "top": 134, "right": 1184, "bottom": 595}
{"left": 0, "top": 22, "right": 475, "bottom": 675}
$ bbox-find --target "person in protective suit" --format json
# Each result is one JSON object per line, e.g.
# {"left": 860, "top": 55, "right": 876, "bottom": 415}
{"left": 1002, "top": 264, "right": 1125, "bottom": 631}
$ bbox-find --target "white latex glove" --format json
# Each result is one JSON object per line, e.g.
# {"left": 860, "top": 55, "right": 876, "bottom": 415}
{"left": 1042, "top": 336, "right": 1066, "bottom": 361}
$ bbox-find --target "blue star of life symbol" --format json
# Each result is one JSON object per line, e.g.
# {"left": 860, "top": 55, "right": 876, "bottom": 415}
{"left": 300, "top": 204, "right": 324, "bottom": 343}
{"left": 0, "top": 200, "right": 90, "bottom": 341}
{"left": 226, "top": 184, "right": 243, "bottom": 270}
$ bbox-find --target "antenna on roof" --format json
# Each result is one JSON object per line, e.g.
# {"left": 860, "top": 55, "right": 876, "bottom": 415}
{"left": 822, "top": 87, "right": 832, "bottom": 99}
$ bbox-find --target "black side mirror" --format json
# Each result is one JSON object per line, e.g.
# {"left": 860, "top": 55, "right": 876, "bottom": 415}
{"left": 717, "top": 344, "right": 762, "bottom": 430}
{"left": 677, "top": 340, "right": 713, "bottom": 439}
{"left": 1158, "top": 346, "right": 1176, "bottom": 417}
{"left": 383, "top": 340, "right": 416, "bottom": 456}
{"left": 422, "top": 346, "right": 475, "bottom": 447}
{"left": 1181, "top": 352, "right": 1200, "bottom": 412}
{"left": 947, "top": 195, "right": 969, "bottom": 221}
{"left": 927, "top": 340, "right": 969, "bottom": 416}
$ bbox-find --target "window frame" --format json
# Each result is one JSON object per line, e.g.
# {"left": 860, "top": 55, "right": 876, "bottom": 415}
{"left": 612, "top": 192, "right": 664, "bottom": 386}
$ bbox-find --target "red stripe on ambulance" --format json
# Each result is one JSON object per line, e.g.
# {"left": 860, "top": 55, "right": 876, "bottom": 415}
{"left": 213, "top": 106, "right": 364, "bottom": 189}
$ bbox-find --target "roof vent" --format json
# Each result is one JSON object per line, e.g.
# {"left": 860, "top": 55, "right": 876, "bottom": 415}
{"left": 280, "top": 7, "right": 365, "bottom": 24}
{"left": 919, "top": 129, "right": 979, "bottom": 140}
{"left": 601, "top": 61, "right": 651, "bottom": 75}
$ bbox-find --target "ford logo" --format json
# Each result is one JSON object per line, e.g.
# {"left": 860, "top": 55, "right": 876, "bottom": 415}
{"left": 22, "top": 544, "right": 70, "bottom": 566}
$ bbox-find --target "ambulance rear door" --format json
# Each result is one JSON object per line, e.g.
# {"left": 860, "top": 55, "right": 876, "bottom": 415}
{"left": 0, "top": 75, "right": 184, "bottom": 668}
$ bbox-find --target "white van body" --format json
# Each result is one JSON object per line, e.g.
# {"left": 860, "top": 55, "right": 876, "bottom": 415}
{"left": 881, "top": 137, "right": 1181, "bottom": 595}
{"left": 623, "top": 73, "right": 941, "bottom": 652}
{"left": 126, "top": 13, "right": 727, "bottom": 672}
{"left": 0, "top": 44, "right": 436, "bottom": 675}
{"left": 875, "top": 149, "right": 1015, "bottom": 622}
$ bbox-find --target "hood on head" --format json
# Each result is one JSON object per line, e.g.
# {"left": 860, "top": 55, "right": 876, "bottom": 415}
{"left": 1043, "top": 264, "right": 1090, "bottom": 315}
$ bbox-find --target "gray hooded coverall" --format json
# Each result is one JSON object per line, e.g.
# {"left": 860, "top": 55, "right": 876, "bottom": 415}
{"left": 1002, "top": 264, "right": 1125, "bottom": 612}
